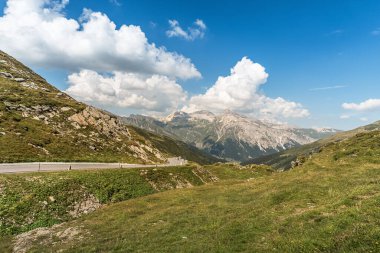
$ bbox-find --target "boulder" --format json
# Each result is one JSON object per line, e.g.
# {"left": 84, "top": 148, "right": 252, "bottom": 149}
{"left": 14, "top": 77, "right": 25, "bottom": 82}
{"left": 0, "top": 72, "right": 13, "bottom": 78}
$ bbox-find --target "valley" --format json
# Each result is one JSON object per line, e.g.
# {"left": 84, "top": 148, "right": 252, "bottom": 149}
{"left": 2, "top": 129, "right": 380, "bottom": 252}
{"left": 0, "top": 15, "right": 379, "bottom": 252}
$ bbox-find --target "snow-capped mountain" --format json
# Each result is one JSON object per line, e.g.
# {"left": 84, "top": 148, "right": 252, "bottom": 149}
{"left": 123, "top": 110, "right": 340, "bottom": 162}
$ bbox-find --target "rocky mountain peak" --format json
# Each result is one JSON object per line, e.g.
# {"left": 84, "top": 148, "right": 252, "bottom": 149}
{"left": 221, "top": 109, "right": 242, "bottom": 117}
{"left": 165, "top": 111, "right": 189, "bottom": 122}
{"left": 188, "top": 110, "right": 216, "bottom": 122}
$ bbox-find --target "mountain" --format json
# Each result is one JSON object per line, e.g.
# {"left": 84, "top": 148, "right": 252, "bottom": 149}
{"left": 243, "top": 120, "right": 380, "bottom": 170}
{"left": 123, "top": 110, "right": 340, "bottom": 162}
{"left": 0, "top": 51, "right": 219, "bottom": 164}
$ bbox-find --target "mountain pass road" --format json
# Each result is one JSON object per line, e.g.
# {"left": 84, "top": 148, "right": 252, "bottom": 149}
{"left": 0, "top": 157, "right": 187, "bottom": 174}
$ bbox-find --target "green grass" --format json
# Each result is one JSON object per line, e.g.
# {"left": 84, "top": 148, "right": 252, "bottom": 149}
{"left": 0, "top": 163, "right": 267, "bottom": 240}
{"left": 6, "top": 130, "right": 380, "bottom": 252}
{"left": 205, "top": 162, "right": 275, "bottom": 180}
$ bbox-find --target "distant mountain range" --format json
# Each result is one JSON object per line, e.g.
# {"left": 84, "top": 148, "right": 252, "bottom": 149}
{"left": 123, "top": 110, "right": 340, "bottom": 162}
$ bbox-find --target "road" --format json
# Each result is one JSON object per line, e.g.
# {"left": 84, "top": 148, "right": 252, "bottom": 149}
{"left": 0, "top": 157, "right": 187, "bottom": 174}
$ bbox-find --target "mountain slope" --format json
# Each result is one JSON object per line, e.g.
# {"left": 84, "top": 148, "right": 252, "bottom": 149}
{"left": 0, "top": 163, "right": 267, "bottom": 239}
{"left": 0, "top": 51, "right": 218, "bottom": 164}
{"left": 124, "top": 110, "right": 339, "bottom": 162}
{"left": 8, "top": 128, "right": 380, "bottom": 252}
{"left": 243, "top": 120, "right": 380, "bottom": 170}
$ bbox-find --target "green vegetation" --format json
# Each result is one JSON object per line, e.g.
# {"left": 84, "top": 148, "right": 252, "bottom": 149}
{"left": 2, "top": 130, "right": 380, "bottom": 252}
{"left": 0, "top": 163, "right": 267, "bottom": 240}
{"left": 205, "top": 162, "right": 275, "bottom": 180}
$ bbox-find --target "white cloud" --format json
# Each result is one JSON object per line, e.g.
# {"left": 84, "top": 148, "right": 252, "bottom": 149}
{"left": 0, "top": 0, "right": 201, "bottom": 80}
{"left": 360, "top": 117, "right": 368, "bottom": 122}
{"left": 183, "top": 57, "right": 309, "bottom": 120}
{"left": 66, "top": 70, "right": 187, "bottom": 114}
{"left": 195, "top": 19, "right": 206, "bottom": 30}
{"left": 342, "top": 99, "right": 380, "bottom": 111}
{"left": 309, "top": 85, "right": 346, "bottom": 91}
{"left": 166, "top": 19, "right": 206, "bottom": 41}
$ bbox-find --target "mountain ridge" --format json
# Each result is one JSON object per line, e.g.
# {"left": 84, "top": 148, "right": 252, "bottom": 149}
{"left": 123, "top": 110, "right": 340, "bottom": 162}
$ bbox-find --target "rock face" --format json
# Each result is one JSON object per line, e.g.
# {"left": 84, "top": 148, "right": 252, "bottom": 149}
{"left": 0, "top": 50, "right": 217, "bottom": 164}
{"left": 124, "top": 110, "right": 340, "bottom": 162}
{"left": 68, "top": 106, "right": 131, "bottom": 138}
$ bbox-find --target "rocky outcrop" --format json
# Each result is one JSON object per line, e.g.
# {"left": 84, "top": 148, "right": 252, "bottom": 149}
{"left": 68, "top": 106, "right": 131, "bottom": 139}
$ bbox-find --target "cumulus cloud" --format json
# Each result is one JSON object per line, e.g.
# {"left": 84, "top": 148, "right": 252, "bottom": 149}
{"left": 183, "top": 57, "right": 309, "bottom": 120}
{"left": 166, "top": 19, "right": 206, "bottom": 41}
{"left": 66, "top": 70, "right": 187, "bottom": 114}
{"left": 342, "top": 99, "right": 380, "bottom": 111}
{"left": 0, "top": 0, "right": 200, "bottom": 79}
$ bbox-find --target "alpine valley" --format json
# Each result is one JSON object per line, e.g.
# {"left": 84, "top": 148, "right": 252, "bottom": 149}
{"left": 2, "top": 1, "right": 380, "bottom": 252}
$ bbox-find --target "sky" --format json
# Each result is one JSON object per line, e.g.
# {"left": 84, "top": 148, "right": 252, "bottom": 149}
{"left": 1, "top": 0, "right": 380, "bottom": 130}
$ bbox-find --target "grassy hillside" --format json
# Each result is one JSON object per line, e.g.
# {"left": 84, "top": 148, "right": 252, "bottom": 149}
{"left": 243, "top": 120, "right": 380, "bottom": 170}
{"left": 0, "top": 51, "right": 218, "bottom": 164}
{"left": 0, "top": 163, "right": 270, "bottom": 250}
{"left": 4, "top": 130, "right": 380, "bottom": 252}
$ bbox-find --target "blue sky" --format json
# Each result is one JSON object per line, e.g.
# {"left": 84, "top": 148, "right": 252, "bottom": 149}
{"left": 1, "top": 0, "right": 380, "bottom": 130}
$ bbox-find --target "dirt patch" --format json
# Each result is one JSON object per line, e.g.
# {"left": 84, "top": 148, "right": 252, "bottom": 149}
{"left": 13, "top": 224, "right": 87, "bottom": 253}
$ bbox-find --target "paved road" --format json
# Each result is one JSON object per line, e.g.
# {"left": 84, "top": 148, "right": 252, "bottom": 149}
{"left": 0, "top": 157, "right": 187, "bottom": 174}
